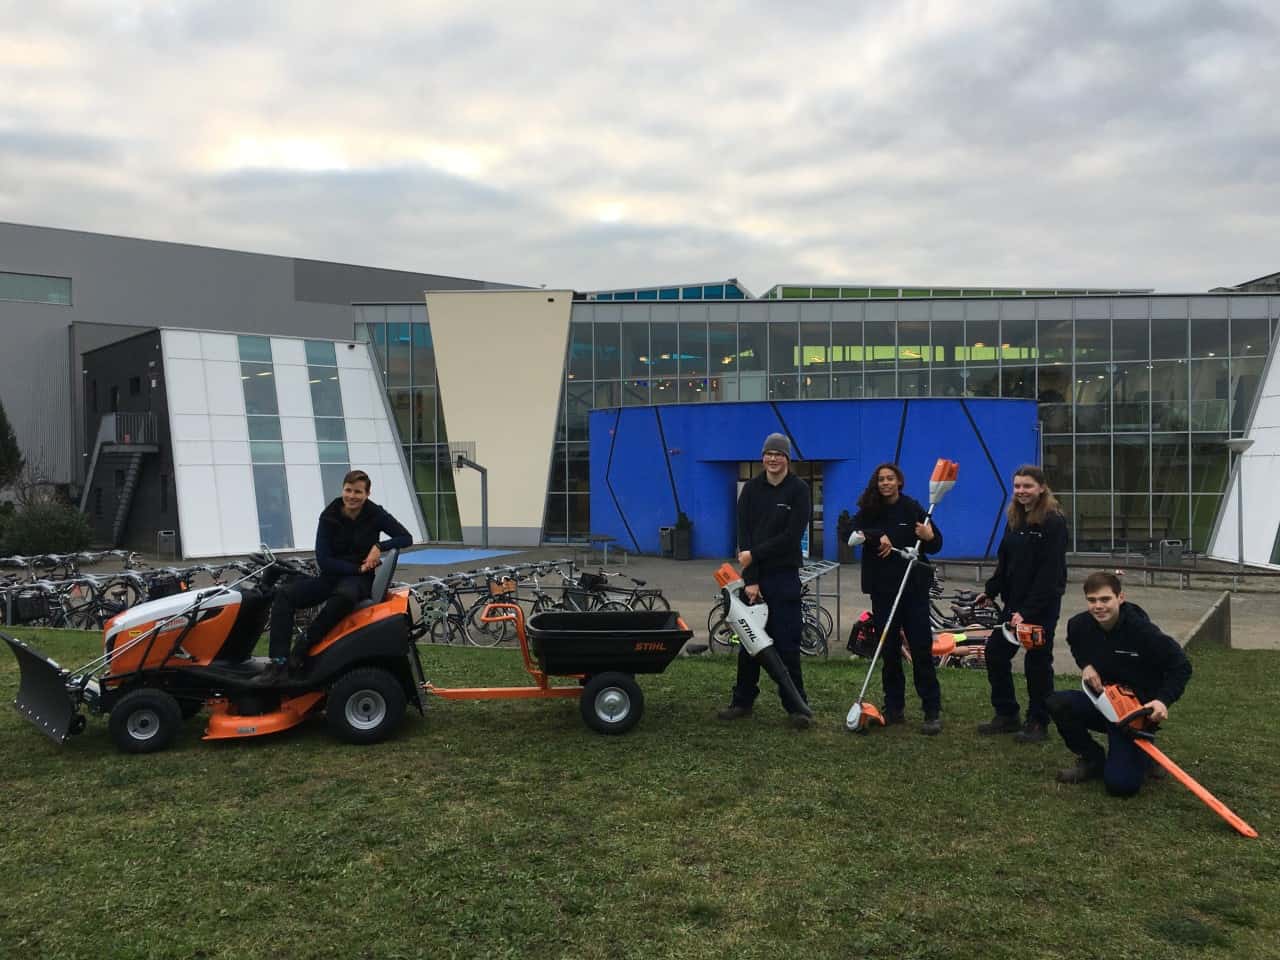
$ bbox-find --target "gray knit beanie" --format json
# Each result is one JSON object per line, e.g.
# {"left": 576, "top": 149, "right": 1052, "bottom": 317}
{"left": 761, "top": 432, "right": 792, "bottom": 459}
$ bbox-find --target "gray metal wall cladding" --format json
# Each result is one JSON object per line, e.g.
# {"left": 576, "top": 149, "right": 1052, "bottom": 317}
{"left": 0, "top": 221, "right": 510, "bottom": 486}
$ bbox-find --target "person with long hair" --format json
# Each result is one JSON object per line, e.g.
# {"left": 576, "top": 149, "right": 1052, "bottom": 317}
{"left": 976, "top": 464, "right": 1069, "bottom": 742}
{"left": 849, "top": 462, "right": 944, "bottom": 735}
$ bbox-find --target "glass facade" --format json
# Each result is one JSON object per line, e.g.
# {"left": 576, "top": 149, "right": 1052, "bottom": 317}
{"left": 0, "top": 270, "right": 72, "bottom": 305}
{"left": 548, "top": 296, "right": 1276, "bottom": 551}
{"left": 354, "top": 304, "right": 462, "bottom": 541}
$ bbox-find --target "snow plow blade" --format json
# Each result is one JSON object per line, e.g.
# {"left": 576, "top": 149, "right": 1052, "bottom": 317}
{"left": 3, "top": 632, "right": 78, "bottom": 745}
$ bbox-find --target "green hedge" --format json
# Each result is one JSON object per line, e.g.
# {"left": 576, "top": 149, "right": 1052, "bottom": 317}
{"left": 0, "top": 502, "right": 93, "bottom": 554}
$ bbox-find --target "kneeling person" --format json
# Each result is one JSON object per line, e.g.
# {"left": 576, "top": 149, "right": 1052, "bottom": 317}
{"left": 1047, "top": 572, "right": 1191, "bottom": 796}
{"left": 263, "top": 469, "right": 412, "bottom": 680}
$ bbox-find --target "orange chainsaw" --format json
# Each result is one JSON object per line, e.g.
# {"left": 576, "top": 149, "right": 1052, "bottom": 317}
{"left": 1082, "top": 680, "right": 1257, "bottom": 839}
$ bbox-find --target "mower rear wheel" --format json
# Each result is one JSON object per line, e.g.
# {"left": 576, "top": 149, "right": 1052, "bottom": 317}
{"left": 580, "top": 672, "right": 644, "bottom": 735}
{"left": 108, "top": 688, "right": 183, "bottom": 754}
{"left": 327, "top": 667, "right": 406, "bottom": 744}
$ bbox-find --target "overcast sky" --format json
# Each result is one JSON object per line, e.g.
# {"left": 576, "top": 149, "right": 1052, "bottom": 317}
{"left": 2, "top": 0, "right": 1277, "bottom": 294}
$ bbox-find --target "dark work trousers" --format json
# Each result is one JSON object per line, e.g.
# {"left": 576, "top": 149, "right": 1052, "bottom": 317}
{"left": 730, "top": 567, "right": 807, "bottom": 713}
{"left": 984, "top": 605, "right": 1059, "bottom": 726}
{"left": 871, "top": 590, "right": 941, "bottom": 718}
{"left": 268, "top": 573, "right": 373, "bottom": 660}
{"left": 1046, "top": 690, "right": 1152, "bottom": 797}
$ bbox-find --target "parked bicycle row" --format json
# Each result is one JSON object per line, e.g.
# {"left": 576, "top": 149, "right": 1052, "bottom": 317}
{"left": 402, "top": 559, "right": 669, "bottom": 648}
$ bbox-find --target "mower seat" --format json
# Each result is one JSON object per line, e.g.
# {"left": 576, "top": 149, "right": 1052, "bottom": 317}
{"left": 352, "top": 549, "right": 399, "bottom": 612}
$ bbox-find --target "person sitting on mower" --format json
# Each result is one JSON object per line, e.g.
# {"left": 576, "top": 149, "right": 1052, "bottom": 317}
{"left": 1046, "top": 571, "right": 1192, "bottom": 796}
{"left": 260, "top": 469, "right": 412, "bottom": 681}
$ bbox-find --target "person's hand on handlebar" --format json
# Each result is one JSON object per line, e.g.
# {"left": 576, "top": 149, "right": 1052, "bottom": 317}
{"left": 743, "top": 583, "right": 762, "bottom": 603}
{"left": 360, "top": 545, "right": 382, "bottom": 573}
{"left": 1009, "top": 611, "right": 1024, "bottom": 627}
{"left": 877, "top": 534, "right": 893, "bottom": 558}
{"left": 1144, "top": 699, "right": 1169, "bottom": 724}
{"left": 914, "top": 519, "right": 934, "bottom": 541}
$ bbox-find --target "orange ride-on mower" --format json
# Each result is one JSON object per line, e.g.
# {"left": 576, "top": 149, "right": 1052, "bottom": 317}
{"left": 2, "top": 547, "right": 427, "bottom": 754}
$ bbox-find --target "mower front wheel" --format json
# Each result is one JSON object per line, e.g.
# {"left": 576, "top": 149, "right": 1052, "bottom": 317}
{"left": 327, "top": 667, "right": 407, "bottom": 744}
{"left": 108, "top": 688, "right": 184, "bottom": 754}
{"left": 580, "top": 672, "right": 644, "bottom": 735}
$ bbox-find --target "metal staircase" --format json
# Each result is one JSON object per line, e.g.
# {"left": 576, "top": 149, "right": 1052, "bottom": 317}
{"left": 110, "top": 452, "right": 145, "bottom": 547}
{"left": 80, "top": 413, "right": 160, "bottom": 547}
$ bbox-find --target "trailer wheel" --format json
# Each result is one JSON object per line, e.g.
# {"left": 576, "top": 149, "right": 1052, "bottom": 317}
{"left": 580, "top": 672, "right": 644, "bottom": 735}
{"left": 327, "top": 667, "right": 406, "bottom": 744}
{"left": 108, "top": 688, "right": 183, "bottom": 754}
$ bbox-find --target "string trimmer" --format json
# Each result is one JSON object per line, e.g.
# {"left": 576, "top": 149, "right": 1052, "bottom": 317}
{"left": 1082, "top": 680, "right": 1258, "bottom": 838}
{"left": 845, "top": 458, "right": 958, "bottom": 732}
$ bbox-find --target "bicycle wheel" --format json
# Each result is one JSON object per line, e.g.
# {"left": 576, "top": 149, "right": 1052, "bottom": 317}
{"left": 803, "top": 601, "right": 834, "bottom": 638}
{"left": 708, "top": 614, "right": 740, "bottom": 655}
{"left": 631, "top": 591, "right": 670, "bottom": 611}
{"left": 428, "top": 596, "right": 470, "bottom": 645}
{"left": 800, "top": 620, "right": 828, "bottom": 657}
{"left": 105, "top": 576, "right": 144, "bottom": 610}
{"left": 595, "top": 600, "right": 631, "bottom": 613}
{"left": 705, "top": 597, "right": 728, "bottom": 638}
{"left": 466, "top": 597, "right": 515, "bottom": 647}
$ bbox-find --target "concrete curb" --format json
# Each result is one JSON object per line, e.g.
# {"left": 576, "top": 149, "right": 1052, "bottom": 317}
{"left": 1184, "top": 590, "right": 1231, "bottom": 650}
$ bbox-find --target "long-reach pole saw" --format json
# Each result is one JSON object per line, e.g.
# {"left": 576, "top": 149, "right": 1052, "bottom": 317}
{"left": 1082, "top": 681, "right": 1258, "bottom": 839}
{"left": 845, "top": 458, "right": 958, "bottom": 732}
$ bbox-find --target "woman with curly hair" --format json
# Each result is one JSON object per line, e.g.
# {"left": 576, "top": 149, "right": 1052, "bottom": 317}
{"left": 849, "top": 462, "right": 944, "bottom": 735}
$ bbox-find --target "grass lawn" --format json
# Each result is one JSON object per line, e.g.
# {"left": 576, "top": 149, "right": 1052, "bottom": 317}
{"left": 1, "top": 628, "right": 1276, "bottom": 960}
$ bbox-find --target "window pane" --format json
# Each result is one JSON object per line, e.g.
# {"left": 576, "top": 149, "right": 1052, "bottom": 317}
{"left": 965, "top": 367, "right": 1000, "bottom": 398}
{"left": 709, "top": 323, "right": 736, "bottom": 378}
{"left": 831, "top": 320, "right": 863, "bottom": 370}
{"left": 548, "top": 446, "right": 567, "bottom": 492}
{"left": 1043, "top": 438, "right": 1073, "bottom": 492}
{"left": 1074, "top": 317, "right": 1110, "bottom": 362}
{"left": 0, "top": 271, "right": 71, "bottom": 305}
{"left": 899, "top": 370, "right": 928, "bottom": 397}
{"left": 1190, "top": 436, "right": 1229, "bottom": 492}
{"left": 1001, "top": 366, "right": 1034, "bottom": 399}
{"left": 678, "top": 377, "right": 709, "bottom": 403}
{"left": 621, "top": 323, "right": 649, "bottom": 379}
{"left": 650, "top": 323, "right": 677, "bottom": 376}
{"left": 1076, "top": 437, "right": 1111, "bottom": 490}
{"left": 249, "top": 441, "right": 284, "bottom": 463}
{"left": 1075, "top": 494, "right": 1111, "bottom": 551}
{"left": 305, "top": 340, "right": 337, "bottom": 366}
{"left": 1151, "top": 316, "right": 1188, "bottom": 359}
{"left": 965, "top": 316, "right": 998, "bottom": 365}
{"left": 594, "top": 381, "right": 620, "bottom": 409}
{"left": 1190, "top": 317, "right": 1228, "bottom": 358}
{"left": 769, "top": 320, "right": 798, "bottom": 374}
{"left": 543, "top": 493, "right": 567, "bottom": 540}
{"left": 322, "top": 463, "right": 352, "bottom": 503}
{"left": 800, "top": 372, "right": 831, "bottom": 398}
{"left": 388, "top": 390, "right": 411, "bottom": 440}
{"left": 1189, "top": 359, "right": 1228, "bottom": 431}
{"left": 800, "top": 321, "right": 829, "bottom": 371}
{"left": 1111, "top": 316, "right": 1149, "bottom": 362}
{"left": 565, "top": 383, "right": 591, "bottom": 441}
{"left": 1194, "top": 494, "right": 1226, "bottom": 552}
{"left": 769, "top": 375, "right": 798, "bottom": 399}
{"left": 568, "top": 322, "right": 593, "bottom": 380}
{"left": 1038, "top": 315, "right": 1073, "bottom": 363}
{"left": 1151, "top": 434, "right": 1189, "bottom": 493}
{"left": 1231, "top": 314, "right": 1269, "bottom": 357}
{"left": 568, "top": 495, "right": 590, "bottom": 539}
{"left": 865, "top": 321, "right": 896, "bottom": 368}
{"left": 594, "top": 321, "right": 621, "bottom": 379}
{"left": 1152, "top": 492, "right": 1189, "bottom": 542}
{"left": 385, "top": 320, "right": 411, "bottom": 387}
{"left": 318, "top": 441, "right": 349, "bottom": 463}
{"left": 931, "top": 319, "right": 963, "bottom": 365}
{"left": 1115, "top": 495, "right": 1151, "bottom": 547}
{"left": 411, "top": 324, "right": 435, "bottom": 384}
{"left": 1230, "top": 357, "right": 1265, "bottom": 431}
{"left": 247, "top": 417, "right": 282, "bottom": 441}
{"left": 1150, "top": 361, "right": 1189, "bottom": 431}
{"left": 1000, "top": 316, "right": 1035, "bottom": 362}
{"left": 898, "top": 321, "right": 929, "bottom": 367}
{"left": 1074, "top": 364, "right": 1110, "bottom": 432}
{"left": 738, "top": 322, "right": 766, "bottom": 373}
{"left": 1114, "top": 435, "right": 1149, "bottom": 491}
{"left": 252, "top": 464, "right": 294, "bottom": 549}
{"left": 932, "top": 368, "right": 964, "bottom": 398}
{"left": 678, "top": 319, "right": 708, "bottom": 378}
{"left": 865, "top": 371, "right": 896, "bottom": 397}
{"left": 622, "top": 379, "right": 650, "bottom": 406}
{"left": 237, "top": 335, "right": 272, "bottom": 363}
{"left": 1111, "top": 363, "right": 1150, "bottom": 431}
{"left": 832, "top": 372, "right": 863, "bottom": 398}
{"left": 652, "top": 379, "right": 675, "bottom": 404}
{"left": 240, "top": 362, "right": 279, "bottom": 415}
{"left": 567, "top": 444, "right": 590, "bottom": 492}
{"left": 412, "top": 386, "right": 437, "bottom": 444}
{"left": 310, "top": 370, "right": 343, "bottom": 419}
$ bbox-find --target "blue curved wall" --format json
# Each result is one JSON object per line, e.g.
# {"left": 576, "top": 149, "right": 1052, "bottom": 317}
{"left": 588, "top": 398, "right": 1038, "bottom": 560}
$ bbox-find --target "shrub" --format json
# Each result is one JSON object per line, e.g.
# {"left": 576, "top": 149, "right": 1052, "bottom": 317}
{"left": 1, "top": 501, "right": 93, "bottom": 554}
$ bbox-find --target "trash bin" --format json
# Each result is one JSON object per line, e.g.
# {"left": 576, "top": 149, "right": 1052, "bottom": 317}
{"left": 1159, "top": 539, "right": 1183, "bottom": 567}
{"left": 156, "top": 529, "right": 177, "bottom": 561}
{"left": 659, "top": 526, "right": 675, "bottom": 558}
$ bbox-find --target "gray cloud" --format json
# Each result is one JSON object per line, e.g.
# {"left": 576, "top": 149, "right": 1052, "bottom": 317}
{"left": 1, "top": 0, "right": 1277, "bottom": 294}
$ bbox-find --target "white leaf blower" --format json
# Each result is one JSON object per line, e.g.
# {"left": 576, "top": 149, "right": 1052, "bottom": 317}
{"left": 713, "top": 564, "right": 812, "bottom": 718}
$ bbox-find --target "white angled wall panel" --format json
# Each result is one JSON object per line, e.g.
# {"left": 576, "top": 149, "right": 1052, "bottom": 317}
{"left": 287, "top": 464, "right": 325, "bottom": 548}
{"left": 165, "top": 332, "right": 423, "bottom": 557}
{"left": 203, "top": 361, "right": 247, "bottom": 417}
{"left": 199, "top": 332, "right": 239, "bottom": 363}
{"left": 175, "top": 465, "right": 221, "bottom": 556}
{"left": 1210, "top": 349, "right": 1280, "bottom": 567}
{"left": 166, "top": 358, "right": 209, "bottom": 416}
{"left": 275, "top": 365, "right": 314, "bottom": 418}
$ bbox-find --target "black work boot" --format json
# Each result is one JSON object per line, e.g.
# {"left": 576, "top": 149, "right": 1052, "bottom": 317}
{"left": 977, "top": 713, "right": 1021, "bottom": 735}
{"left": 1014, "top": 720, "right": 1048, "bottom": 744}
{"left": 884, "top": 709, "right": 906, "bottom": 726}
{"left": 920, "top": 714, "right": 943, "bottom": 736}
{"left": 717, "top": 705, "right": 752, "bottom": 721}
{"left": 1056, "top": 754, "right": 1104, "bottom": 784}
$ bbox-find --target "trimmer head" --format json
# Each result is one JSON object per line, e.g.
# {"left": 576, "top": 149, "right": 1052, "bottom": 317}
{"left": 845, "top": 700, "right": 885, "bottom": 733}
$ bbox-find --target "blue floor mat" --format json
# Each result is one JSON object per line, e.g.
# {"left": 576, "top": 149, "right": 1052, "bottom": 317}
{"left": 398, "top": 547, "right": 520, "bottom": 566}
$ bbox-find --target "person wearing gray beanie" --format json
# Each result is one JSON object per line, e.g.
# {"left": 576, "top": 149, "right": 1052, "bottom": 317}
{"left": 717, "top": 430, "right": 813, "bottom": 728}
{"left": 761, "top": 432, "right": 792, "bottom": 459}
